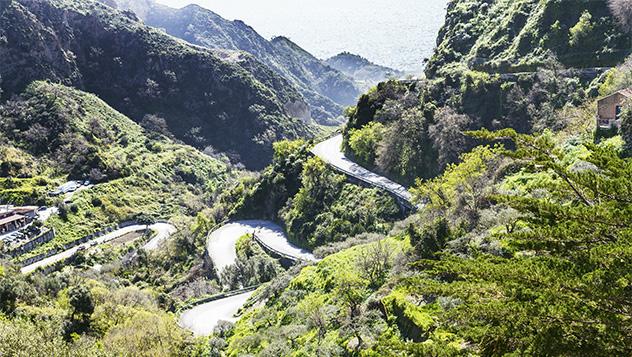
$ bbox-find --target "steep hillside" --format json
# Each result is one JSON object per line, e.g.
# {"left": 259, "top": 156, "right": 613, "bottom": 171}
{"left": 342, "top": 0, "right": 632, "bottom": 183}
{"left": 426, "top": 0, "right": 631, "bottom": 76}
{"left": 0, "top": 0, "right": 315, "bottom": 169}
{"left": 107, "top": 0, "right": 361, "bottom": 123}
{"left": 0, "top": 81, "right": 231, "bottom": 254}
{"left": 326, "top": 52, "right": 404, "bottom": 91}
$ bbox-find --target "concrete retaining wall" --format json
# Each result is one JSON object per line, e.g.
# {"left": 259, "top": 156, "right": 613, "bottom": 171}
{"left": 9, "top": 229, "right": 56, "bottom": 257}
{"left": 18, "top": 220, "right": 140, "bottom": 266}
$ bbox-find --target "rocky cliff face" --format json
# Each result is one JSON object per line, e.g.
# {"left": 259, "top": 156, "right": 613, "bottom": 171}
{"left": 108, "top": 0, "right": 361, "bottom": 124}
{"left": 0, "top": 0, "right": 316, "bottom": 169}
{"left": 342, "top": 0, "right": 632, "bottom": 184}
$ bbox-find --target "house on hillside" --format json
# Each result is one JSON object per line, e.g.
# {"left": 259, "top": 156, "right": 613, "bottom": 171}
{"left": 13, "top": 206, "right": 38, "bottom": 219}
{"left": 597, "top": 88, "right": 632, "bottom": 130}
{"left": 0, "top": 206, "right": 37, "bottom": 234}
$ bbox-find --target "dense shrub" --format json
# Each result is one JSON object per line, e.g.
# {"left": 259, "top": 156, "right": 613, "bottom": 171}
{"left": 282, "top": 157, "right": 401, "bottom": 248}
{"left": 347, "top": 121, "right": 384, "bottom": 167}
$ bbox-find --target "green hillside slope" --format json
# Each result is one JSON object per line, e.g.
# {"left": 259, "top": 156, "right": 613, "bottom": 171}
{"left": 0, "top": 0, "right": 316, "bottom": 169}
{"left": 1, "top": 81, "right": 232, "bottom": 256}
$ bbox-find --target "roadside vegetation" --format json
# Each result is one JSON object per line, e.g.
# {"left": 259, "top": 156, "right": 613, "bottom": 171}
{"left": 227, "top": 140, "right": 403, "bottom": 250}
{"left": 2, "top": 0, "right": 632, "bottom": 355}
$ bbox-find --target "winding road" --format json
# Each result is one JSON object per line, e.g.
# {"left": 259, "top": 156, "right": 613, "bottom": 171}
{"left": 180, "top": 220, "right": 315, "bottom": 335}
{"left": 181, "top": 135, "right": 413, "bottom": 336}
{"left": 21, "top": 222, "right": 176, "bottom": 274}
{"left": 311, "top": 134, "right": 413, "bottom": 203}
{"left": 142, "top": 222, "right": 178, "bottom": 251}
{"left": 207, "top": 220, "right": 316, "bottom": 276}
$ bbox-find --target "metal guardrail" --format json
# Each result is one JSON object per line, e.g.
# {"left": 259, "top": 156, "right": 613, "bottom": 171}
{"left": 310, "top": 136, "right": 414, "bottom": 210}
{"left": 252, "top": 232, "right": 308, "bottom": 263}
{"left": 331, "top": 164, "right": 412, "bottom": 204}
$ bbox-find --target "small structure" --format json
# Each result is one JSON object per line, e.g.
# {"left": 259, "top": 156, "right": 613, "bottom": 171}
{"left": 0, "top": 206, "right": 36, "bottom": 235}
{"left": 13, "top": 206, "right": 38, "bottom": 219}
{"left": 0, "top": 214, "right": 27, "bottom": 234}
{"left": 597, "top": 88, "right": 632, "bottom": 129}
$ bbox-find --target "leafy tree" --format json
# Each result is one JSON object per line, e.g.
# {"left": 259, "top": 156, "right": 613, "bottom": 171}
{"left": 429, "top": 107, "right": 473, "bottom": 170}
{"left": 282, "top": 156, "right": 345, "bottom": 246}
{"left": 413, "top": 129, "right": 632, "bottom": 355}
{"left": 410, "top": 217, "right": 451, "bottom": 259}
{"left": 69, "top": 286, "right": 94, "bottom": 317}
{"left": 102, "top": 310, "right": 190, "bottom": 356}
{"left": 376, "top": 107, "right": 435, "bottom": 182}
{"left": 621, "top": 102, "right": 632, "bottom": 156}
{"left": 412, "top": 145, "right": 501, "bottom": 223}
{"left": 0, "top": 275, "right": 18, "bottom": 314}
{"left": 356, "top": 240, "right": 392, "bottom": 288}
{"left": 64, "top": 284, "right": 95, "bottom": 337}
{"left": 569, "top": 11, "right": 594, "bottom": 46}
{"left": 334, "top": 272, "right": 374, "bottom": 352}
{"left": 347, "top": 121, "right": 384, "bottom": 166}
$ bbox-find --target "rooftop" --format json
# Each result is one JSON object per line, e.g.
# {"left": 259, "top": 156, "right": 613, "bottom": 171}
{"left": 0, "top": 214, "right": 25, "bottom": 226}
{"left": 600, "top": 88, "right": 632, "bottom": 101}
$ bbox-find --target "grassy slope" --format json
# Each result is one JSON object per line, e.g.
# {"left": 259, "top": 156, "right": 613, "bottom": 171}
{"left": 0, "top": 81, "right": 232, "bottom": 258}
{"left": 227, "top": 236, "right": 410, "bottom": 355}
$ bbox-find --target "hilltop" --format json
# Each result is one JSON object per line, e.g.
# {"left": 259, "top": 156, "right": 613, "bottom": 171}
{"left": 426, "top": 0, "right": 631, "bottom": 76}
{"left": 326, "top": 52, "right": 404, "bottom": 91}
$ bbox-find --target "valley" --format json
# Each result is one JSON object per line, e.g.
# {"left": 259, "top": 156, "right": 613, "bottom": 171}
{"left": 1, "top": 0, "right": 632, "bottom": 356}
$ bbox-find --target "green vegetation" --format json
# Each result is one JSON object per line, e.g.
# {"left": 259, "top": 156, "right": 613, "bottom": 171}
{"left": 282, "top": 156, "right": 400, "bottom": 248}
{"left": 347, "top": 122, "right": 384, "bottom": 167}
{"left": 0, "top": 81, "right": 231, "bottom": 260}
{"left": 0, "top": 267, "right": 203, "bottom": 356}
{"left": 0, "top": 0, "right": 316, "bottom": 168}
{"left": 3, "top": 0, "right": 632, "bottom": 355}
{"left": 226, "top": 140, "right": 402, "bottom": 249}
{"left": 395, "top": 129, "right": 632, "bottom": 355}
{"left": 222, "top": 124, "right": 632, "bottom": 355}
{"left": 426, "top": 0, "right": 631, "bottom": 76}
{"left": 220, "top": 234, "right": 284, "bottom": 289}
{"left": 341, "top": 0, "right": 632, "bottom": 183}
{"left": 227, "top": 237, "right": 409, "bottom": 355}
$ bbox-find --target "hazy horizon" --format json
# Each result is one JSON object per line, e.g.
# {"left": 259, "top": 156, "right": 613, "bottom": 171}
{"left": 156, "top": 0, "right": 448, "bottom": 73}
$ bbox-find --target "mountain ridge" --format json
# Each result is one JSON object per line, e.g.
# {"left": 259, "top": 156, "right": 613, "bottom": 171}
{"left": 104, "top": 0, "right": 367, "bottom": 124}
{"left": 0, "top": 0, "right": 316, "bottom": 169}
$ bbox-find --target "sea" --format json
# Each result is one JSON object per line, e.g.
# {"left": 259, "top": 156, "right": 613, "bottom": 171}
{"left": 156, "top": 0, "right": 448, "bottom": 74}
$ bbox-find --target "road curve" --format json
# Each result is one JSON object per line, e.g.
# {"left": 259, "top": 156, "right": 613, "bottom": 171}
{"left": 207, "top": 220, "right": 315, "bottom": 276}
{"left": 21, "top": 223, "right": 176, "bottom": 274}
{"left": 179, "top": 290, "right": 254, "bottom": 336}
{"left": 182, "top": 136, "right": 413, "bottom": 336}
{"left": 142, "top": 222, "right": 178, "bottom": 251}
{"left": 311, "top": 134, "right": 412, "bottom": 203}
